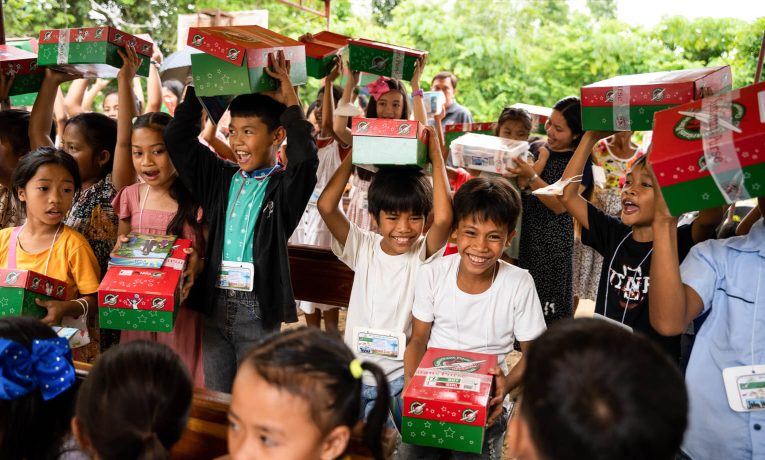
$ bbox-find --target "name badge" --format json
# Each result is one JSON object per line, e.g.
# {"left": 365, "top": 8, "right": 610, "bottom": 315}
{"left": 216, "top": 260, "right": 254, "bottom": 291}
{"left": 723, "top": 365, "right": 765, "bottom": 412}
{"left": 352, "top": 327, "right": 406, "bottom": 361}
{"left": 592, "top": 313, "right": 633, "bottom": 333}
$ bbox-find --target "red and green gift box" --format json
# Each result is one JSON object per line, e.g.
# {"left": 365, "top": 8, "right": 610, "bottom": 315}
{"left": 188, "top": 25, "right": 306, "bottom": 96}
{"left": 351, "top": 117, "right": 429, "bottom": 167}
{"left": 0, "top": 269, "right": 67, "bottom": 318}
{"left": 37, "top": 26, "right": 153, "bottom": 78}
{"left": 650, "top": 80, "right": 765, "bottom": 216}
{"left": 581, "top": 66, "right": 732, "bottom": 131}
{"left": 0, "top": 45, "right": 44, "bottom": 97}
{"left": 402, "top": 348, "right": 497, "bottom": 454}
{"left": 444, "top": 122, "right": 496, "bottom": 149}
{"left": 508, "top": 103, "right": 551, "bottom": 135}
{"left": 348, "top": 38, "right": 426, "bottom": 81}
{"left": 98, "top": 239, "right": 191, "bottom": 332}
{"left": 300, "top": 31, "right": 349, "bottom": 79}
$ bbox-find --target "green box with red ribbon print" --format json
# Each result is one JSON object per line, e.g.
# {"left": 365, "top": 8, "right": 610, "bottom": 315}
{"left": 188, "top": 25, "right": 307, "bottom": 96}
{"left": 581, "top": 66, "right": 732, "bottom": 131}
{"left": 37, "top": 26, "right": 153, "bottom": 78}
{"left": 348, "top": 38, "right": 426, "bottom": 82}
{"left": 98, "top": 239, "right": 191, "bottom": 332}
{"left": 650, "top": 80, "right": 765, "bottom": 216}
{"left": 402, "top": 348, "right": 497, "bottom": 454}
{"left": 0, "top": 269, "right": 67, "bottom": 319}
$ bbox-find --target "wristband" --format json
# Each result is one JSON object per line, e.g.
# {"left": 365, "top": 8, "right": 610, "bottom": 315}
{"left": 529, "top": 173, "right": 539, "bottom": 184}
{"left": 411, "top": 89, "right": 424, "bottom": 98}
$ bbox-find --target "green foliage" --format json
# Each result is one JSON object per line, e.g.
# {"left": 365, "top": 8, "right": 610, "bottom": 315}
{"left": 372, "top": 0, "right": 400, "bottom": 26}
{"left": 587, "top": 0, "right": 617, "bottom": 20}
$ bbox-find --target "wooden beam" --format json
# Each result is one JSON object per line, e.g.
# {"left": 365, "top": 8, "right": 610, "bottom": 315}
{"left": 0, "top": 0, "right": 6, "bottom": 45}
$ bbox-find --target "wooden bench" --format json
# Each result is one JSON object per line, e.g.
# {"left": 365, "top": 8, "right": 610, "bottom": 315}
{"left": 288, "top": 243, "right": 354, "bottom": 307}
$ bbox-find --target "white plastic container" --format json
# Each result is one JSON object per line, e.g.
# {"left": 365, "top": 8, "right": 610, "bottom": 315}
{"left": 450, "top": 133, "right": 529, "bottom": 174}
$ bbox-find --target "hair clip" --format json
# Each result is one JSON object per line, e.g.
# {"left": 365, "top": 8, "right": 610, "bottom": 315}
{"left": 349, "top": 359, "right": 364, "bottom": 380}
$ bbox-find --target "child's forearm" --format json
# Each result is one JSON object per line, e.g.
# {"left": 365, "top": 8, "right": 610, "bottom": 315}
{"left": 692, "top": 205, "right": 725, "bottom": 243}
{"left": 649, "top": 218, "right": 689, "bottom": 335}
{"left": 317, "top": 151, "right": 353, "bottom": 244}
{"left": 426, "top": 140, "right": 453, "bottom": 257}
{"left": 321, "top": 78, "right": 335, "bottom": 138}
{"left": 504, "top": 354, "right": 526, "bottom": 394}
{"left": 145, "top": 63, "right": 162, "bottom": 112}
{"left": 737, "top": 206, "right": 762, "bottom": 236}
{"left": 29, "top": 71, "right": 63, "bottom": 149}
{"left": 560, "top": 133, "right": 598, "bottom": 201}
{"left": 63, "top": 79, "right": 87, "bottom": 117}
{"left": 333, "top": 73, "right": 356, "bottom": 145}
{"left": 113, "top": 72, "right": 138, "bottom": 191}
{"left": 404, "top": 337, "right": 428, "bottom": 387}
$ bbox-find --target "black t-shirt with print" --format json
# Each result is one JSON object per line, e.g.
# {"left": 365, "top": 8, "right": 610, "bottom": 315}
{"left": 582, "top": 203, "right": 695, "bottom": 361}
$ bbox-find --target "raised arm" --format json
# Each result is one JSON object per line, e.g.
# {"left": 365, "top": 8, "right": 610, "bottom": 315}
{"left": 144, "top": 46, "right": 163, "bottom": 113}
{"left": 333, "top": 68, "right": 359, "bottom": 146}
{"left": 692, "top": 205, "right": 725, "bottom": 243}
{"left": 555, "top": 132, "right": 606, "bottom": 228}
{"left": 410, "top": 56, "right": 428, "bottom": 125}
{"left": 425, "top": 127, "right": 453, "bottom": 258}
{"left": 80, "top": 78, "right": 109, "bottom": 113}
{"left": 318, "top": 151, "right": 353, "bottom": 246}
{"left": 737, "top": 206, "right": 762, "bottom": 236}
{"left": 506, "top": 148, "right": 566, "bottom": 215}
{"left": 0, "top": 72, "right": 13, "bottom": 111}
{"left": 63, "top": 78, "right": 88, "bottom": 117}
{"left": 30, "top": 69, "right": 79, "bottom": 149}
{"left": 322, "top": 58, "right": 342, "bottom": 139}
{"left": 112, "top": 46, "right": 142, "bottom": 191}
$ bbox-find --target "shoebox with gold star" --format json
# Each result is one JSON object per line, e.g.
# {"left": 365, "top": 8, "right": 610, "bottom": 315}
{"left": 188, "top": 25, "right": 306, "bottom": 96}
{"left": 0, "top": 269, "right": 67, "bottom": 318}
{"left": 402, "top": 348, "right": 497, "bottom": 454}
{"left": 0, "top": 45, "right": 45, "bottom": 97}
{"left": 37, "top": 26, "right": 153, "bottom": 78}
{"left": 581, "top": 66, "right": 731, "bottom": 131}
{"left": 98, "top": 239, "right": 191, "bottom": 332}
{"left": 347, "top": 38, "right": 426, "bottom": 81}
{"left": 351, "top": 117, "right": 429, "bottom": 167}
{"left": 650, "top": 80, "right": 765, "bottom": 215}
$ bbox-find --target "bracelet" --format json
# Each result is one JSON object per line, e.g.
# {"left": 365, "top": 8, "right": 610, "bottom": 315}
{"left": 529, "top": 173, "right": 539, "bottom": 184}
{"left": 411, "top": 89, "right": 424, "bottom": 98}
{"left": 74, "top": 298, "right": 88, "bottom": 319}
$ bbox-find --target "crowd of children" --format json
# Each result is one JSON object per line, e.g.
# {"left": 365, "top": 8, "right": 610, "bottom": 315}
{"left": 0, "top": 27, "right": 762, "bottom": 460}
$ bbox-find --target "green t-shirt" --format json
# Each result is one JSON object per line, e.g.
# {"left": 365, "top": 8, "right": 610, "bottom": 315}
{"left": 222, "top": 170, "right": 272, "bottom": 263}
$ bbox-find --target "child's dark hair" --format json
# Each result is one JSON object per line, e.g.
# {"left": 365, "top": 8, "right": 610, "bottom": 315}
{"left": 64, "top": 112, "right": 117, "bottom": 174}
{"left": 453, "top": 176, "right": 521, "bottom": 231}
{"left": 244, "top": 328, "right": 390, "bottom": 460}
{"left": 364, "top": 78, "right": 411, "bottom": 119}
{"left": 0, "top": 109, "right": 31, "bottom": 157}
{"left": 161, "top": 80, "right": 184, "bottom": 100}
{"left": 75, "top": 340, "right": 193, "bottom": 460}
{"left": 317, "top": 84, "right": 343, "bottom": 105}
{"left": 368, "top": 166, "right": 433, "bottom": 222}
{"left": 521, "top": 318, "right": 687, "bottom": 460}
{"left": 496, "top": 107, "right": 532, "bottom": 134}
{"left": 12, "top": 147, "right": 82, "bottom": 208}
{"left": 0, "top": 317, "right": 78, "bottom": 460}
{"left": 552, "top": 96, "right": 583, "bottom": 149}
{"left": 228, "top": 94, "right": 288, "bottom": 133}
{"left": 133, "top": 112, "right": 205, "bottom": 243}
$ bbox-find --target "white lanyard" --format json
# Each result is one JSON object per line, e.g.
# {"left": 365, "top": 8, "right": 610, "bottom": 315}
{"left": 603, "top": 231, "right": 652, "bottom": 324}
{"left": 13, "top": 223, "right": 62, "bottom": 276}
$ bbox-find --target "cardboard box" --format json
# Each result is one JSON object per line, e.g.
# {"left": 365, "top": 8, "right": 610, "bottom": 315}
{"left": 581, "top": 66, "right": 732, "bottom": 131}
{"left": 0, "top": 269, "right": 67, "bottom": 318}
{"left": 300, "top": 31, "right": 349, "bottom": 79}
{"left": 98, "top": 239, "right": 191, "bottom": 332}
{"left": 508, "top": 103, "right": 551, "bottom": 135}
{"left": 450, "top": 133, "right": 529, "bottom": 174}
{"left": 0, "top": 45, "right": 44, "bottom": 97}
{"left": 38, "top": 27, "right": 152, "bottom": 78}
{"left": 650, "top": 80, "right": 765, "bottom": 216}
{"left": 188, "top": 25, "right": 306, "bottom": 96}
{"left": 351, "top": 117, "right": 429, "bottom": 167}
{"left": 402, "top": 348, "right": 497, "bottom": 454}
{"left": 444, "top": 122, "right": 497, "bottom": 149}
{"left": 348, "top": 39, "right": 426, "bottom": 81}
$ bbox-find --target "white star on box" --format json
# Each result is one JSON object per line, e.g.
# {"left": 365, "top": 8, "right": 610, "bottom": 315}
{"left": 410, "top": 432, "right": 416, "bottom": 437}
{"left": 444, "top": 427, "right": 456, "bottom": 438}
{"left": 407, "top": 421, "right": 413, "bottom": 428}
{"left": 753, "top": 183, "right": 761, "bottom": 191}
{"left": 702, "top": 193, "right": 710, "bottom": 200}
{"left": 423, "top": 421, "right": 431, "bottom": 428}
{"left": 420, "top": 431, "right": 426, "bottom": 436}
{"left": 438, "top": 439, "right": 444, "bottom": 444}
{"left": 745, "top": 172, "right": 752, "bottom": 179}
{"left": 0, "top": 298, "right": 8, "bottom": 308}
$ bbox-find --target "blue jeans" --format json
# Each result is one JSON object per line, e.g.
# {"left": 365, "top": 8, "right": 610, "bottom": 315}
{"left": 396, "top": 408, "right": 509, "bottom": 460}
{"left": 361, "top": 375, "right": 405, "bottom": 429}
{"left": 202, "top": 289, "right": 278, "bottom": 393}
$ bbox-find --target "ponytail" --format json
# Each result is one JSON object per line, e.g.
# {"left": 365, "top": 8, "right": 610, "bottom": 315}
{"left": 360, "top": 362, "right": 390, "bottom": 460}
{"left": 167, "top": 176, "right": 204, "bottom": 245}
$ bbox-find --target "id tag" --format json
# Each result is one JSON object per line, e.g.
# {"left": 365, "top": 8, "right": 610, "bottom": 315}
{"left": 723, "top": 365, "right": 765, "bottom": 412}
{"left": 216, "top": 260, "right": 254, "bottom": 291}
{"left": 592, "top": 313, "right": 633, "bottom": 333}
{"left": 352, "top": 327, "right": 405, "bottom": 360}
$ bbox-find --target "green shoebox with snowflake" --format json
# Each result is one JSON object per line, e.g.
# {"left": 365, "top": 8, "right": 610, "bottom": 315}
{"left": 187, "top": 25, "right": 306, "bottom": 96}
{"left": 0, "top": 269, "right": 67, "bottom": 318}
{"left": 37, "top": 27, "right": 152, "bottom": 78}
{"left": 402, "top": 348, "right": 497, "bottom": 454}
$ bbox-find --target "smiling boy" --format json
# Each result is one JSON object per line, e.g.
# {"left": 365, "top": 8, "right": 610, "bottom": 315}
{"left": 164, "top": 52, "right": 318, "bottom": 392}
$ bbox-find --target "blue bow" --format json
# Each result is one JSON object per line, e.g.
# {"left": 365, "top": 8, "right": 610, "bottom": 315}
{"left": 0, "top": 337, "right": 75, "bottom": 401}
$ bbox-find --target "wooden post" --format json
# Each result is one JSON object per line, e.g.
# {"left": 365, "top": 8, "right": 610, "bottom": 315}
{"left": 755, "top": 31, "right": 765, "bottom": 83}
{"left": 0, "top": 0, "right": 6, "bottom": 45}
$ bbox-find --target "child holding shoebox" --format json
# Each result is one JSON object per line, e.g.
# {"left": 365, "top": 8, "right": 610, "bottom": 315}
{"left": 402, "top": 176, "right": 547, "bottom": 458}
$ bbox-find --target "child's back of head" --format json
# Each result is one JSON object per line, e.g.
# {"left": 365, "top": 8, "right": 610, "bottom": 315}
{"left": 0, "top": 109, "right": 31, "bottom": 159}
{"left": 368, "top": 166, "right": 433, "bottom": 223}
{"left": 453, "top": 176, "right": 521, "bottom": 230}
{"left": 63, "top": 112, "right": 118, "bottom": 177}
{"left": 228, "top": 93, "right": 288, "bottom": 132}
{"left": 0, "top": 317, "right": 77, "bottom": 460}
{"left": 74, "top": 340, "right": 193, "bottom": 460}
{"left": 514, "top": 318, "right": 687, "bottom": 460}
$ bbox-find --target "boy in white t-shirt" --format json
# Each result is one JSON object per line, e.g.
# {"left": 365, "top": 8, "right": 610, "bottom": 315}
{"left": 317, "top": 127, "right": 452, "bottom": 421}
{"left": 402, "top": 176, "right": 547, "bottom": 459}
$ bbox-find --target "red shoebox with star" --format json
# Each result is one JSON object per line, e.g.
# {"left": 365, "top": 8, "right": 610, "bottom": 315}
{"left": 649, "top": 80, "right": 765, "bottom": 216}
{"left": 0, "top": 269, "right": 67, "bottom": 319}
{"left": 98, "top": 239, "right": 191, "bottom": 332}
{"left": 402, "top": 348, "right": 497, "bottom": 453}
{"left": 581, "top": 66, "right": 731, "bottom": 131}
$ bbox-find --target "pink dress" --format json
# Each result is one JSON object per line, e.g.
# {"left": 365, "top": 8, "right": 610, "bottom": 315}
{"left": 112, "top": 183, "right": 205, "bottom": 386}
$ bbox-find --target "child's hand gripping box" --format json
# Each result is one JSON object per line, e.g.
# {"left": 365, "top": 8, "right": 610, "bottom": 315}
{"left": 450, "top": 133, "right": 529, "bottom": 174}
{"left": 0, "top": 45, "right": 45, "bottom": 97}
{"left": 403, "top": 348, "right": 497, "bottom": 454}
{"left": 508, "top": 103, "right": 551, "bottom": 135}
{"left": 351, "top": 117, "right": 429, "bottom": 167}
{"left": 0, "top": 269, "right": 67, "bottom": 318}
{"left": 98, "top": 239, "right": 191, "bottom": 332}
{"left": 444, "top": 122, "right": 497, "bottom": 150}
{"left": 348, "top": 38, "right": 426, "bottom": 81}
{"left": 300, "top": 31, "right": 350, "bottom": 79}
{"left": 188, "top": 25, "right": 307, "bottom": 96}
{"left": 37, "top": 27, "right": 153, "bottom": 78}
{"left": 649, "top": 80, "right": 765, "bottom": 216}
{"left": 581, "top": 66, "right": 732, "bottom": 131}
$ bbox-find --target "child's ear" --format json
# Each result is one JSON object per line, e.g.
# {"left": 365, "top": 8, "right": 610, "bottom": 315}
{"left": 16, "top": 188, "right": 26, "bottom": 202}
{"left": 450, "top": 227, "right": 458, "bottom": 241}
{"left": 70, "top": 416, "right": 92, "bottom": 453}
{"left": 319, "top": 425, "right": 350, "bottom": 460}
{"left": 96, "top": 149, "right": 111, "bottom": 168}
{"left": 271, "top": 126, "right": 287, "bottom": 146}
{"left": 505, "top": 230, "right": 517, "bottom": 247}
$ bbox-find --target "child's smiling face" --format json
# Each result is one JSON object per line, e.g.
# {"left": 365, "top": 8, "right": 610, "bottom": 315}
{"left": 228, "top": 115, "right": 285, "bottom": 172}
{"left": 377, "top": 209, "right": 425, "bottom": 255}
{"left": 452, "top": 215, "right": 513, "bottom": 278}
